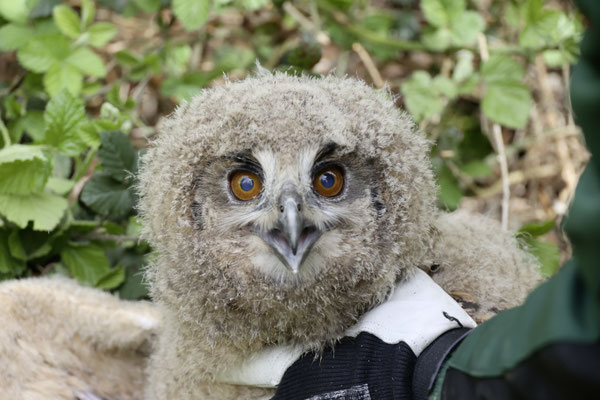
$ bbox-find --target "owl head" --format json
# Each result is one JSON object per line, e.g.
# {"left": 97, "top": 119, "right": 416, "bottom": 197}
{"left": 138, "top": 71, "right": 437, "bottom": 346}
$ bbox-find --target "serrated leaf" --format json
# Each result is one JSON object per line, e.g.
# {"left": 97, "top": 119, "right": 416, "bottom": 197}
{"left": 518, "top": 220, "right": 555, "bottom": 237}
{"left": 80, "top": 174, "right": 135, "bottom": 219}
{"left": 0, "top": 231, "right": 26, "bottom": 274}
{"left": 421, "top": 0, "right": 465, "bottom": 28}
{"left": 525, "top": 239, "right": 560, "bottom": 277}
{"left": 0, "top": 0, "right": 39, "bottom": 23}
{"left": 53, "top": 4, "right": 81, "bottom": 39}
{"left": 8, "top": 229, "right": 52, "bottom": 261}
{"left": 432, "top": 75, "right": 457, "bottom": 98}
{"left": 17, "top": 34, "right": 70, "bottom": 73}
{"left": 481, "top": 55, "right": 525, "bottom": 83}
{"left": 421, "top": 27, "right": 451, "bottom": 51}
{"left": 0, "top": 192, "right": 68, "bottom": 231}
{"left": 43, "top": 91, "right": 89, "bottom": 156}
{"left": 119, "top": 264, "right": 149, "bottom": 299}
{"left": 98, "top": 131, "right": 138, "bottom": 182}
{"left": 173, "top": 0, "right": 211, "bottom": 31}
{"left": 460, "top": 160, "right": 493, "bottom": 178}
{"left": 401, "top": 71, "right": 444, "bottom": 122}
{"left": 449, "top": 11, "right": 484, "bottom": 46}
{"left": 65, "top": 47, "right": 106, "bottom": 78}
{"left": 21, "top": 111, "right": 46, "bottom": 141}
{"left": 43, "top": 62, "right": 83, "bottom": 96}
{"left": 453, "top": 50, "right": 474, "bottom": 82}
{"left": 81, "top": 0, "right": 95, "bottom": 27}
{"left": 46, "top": 177, "right": 74, "bottom": 195}
{"left": 482, "top": 81, "right": 532, "bottom": 129}
{"left": 61, "top": 243, "right": 111, "bottom": 286}
{"left": 0, "top": 145, "right": 52, "bottom": 195}
{"left": 133, "top": 0, "right": 161, "bottom": 13}
{"left": 95, "top": 264, "right": 125, "bottom": 289}
{"left": 87, "top": 22, "right": 116, "bottom": 47}
{"left": 0, "top": 23, "right": 35, "bottom": 51}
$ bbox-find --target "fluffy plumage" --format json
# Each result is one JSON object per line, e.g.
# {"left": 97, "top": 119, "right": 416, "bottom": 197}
{"left": 137, "top": 71, "right": 542, "bottom": 398}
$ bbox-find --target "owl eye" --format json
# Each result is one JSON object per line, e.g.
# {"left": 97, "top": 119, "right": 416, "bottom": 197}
{"left": 313, "top": 166, "right": 344, "bottom": 197}
{"left": 230, "top": 170, "right": 262, "bottom": 201}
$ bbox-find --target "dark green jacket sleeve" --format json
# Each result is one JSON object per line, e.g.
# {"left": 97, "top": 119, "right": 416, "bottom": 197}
{"left": 431, "top": 1, "right": 600, "bottom": 398}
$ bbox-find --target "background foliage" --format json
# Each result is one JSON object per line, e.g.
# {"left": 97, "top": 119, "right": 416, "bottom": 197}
{"left": 0, "top": 0, "right": 585, "bottom": 298}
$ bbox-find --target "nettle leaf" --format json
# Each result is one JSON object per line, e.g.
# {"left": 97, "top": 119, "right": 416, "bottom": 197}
{"left": 432, "top": 75, "right": 457, "bottom": 99}
{"left": 401, "top": 71, "right": 444, "bottom": 122}
{"left": 518, "top": 220, "right": 555, "bottom": 237}
{"left": 0, "top": 231, "right": 26, "bottom": 275}
{"left": 98, "top": 131, "right": 138, "bottom": 182}
{"left": 481, "top": 55, "right": 524, "bottom": 83}
{"left": 0, "top": 192, "right": 68, "bottom": 231}
{"left": 173, "top": 0, "right": 212, "bottom": 31}
{"left": 65, "top": 47, "right": 106, "bottom": 77}
{"left": 87, "top": 22, "right": 117, "bottom": 47}
{"left": 53, "top": 4, "right": 82, "bottom": 39}
{"left": 0, "top": 0, "right": 39, "bottom": 23}
{"left": 460, "top": 160, "right": 493, "bottom": 178}
{"left": 80, "top": 174, "right": 135, "bottom": 219}
{"left": 482, "top": 81, "right": 532, "bottom": 129}
{"left": 95, "top": 264, "right": 126, "bottom": 289}
{"left": 42, "top": 91, "right": 89, "bottom": 156}
{"left": 0, "top": 145, "right": 52, "bottom": 195}
{"left": 453, "top": 50, "right": 474, "bottom": 82}
{"left": 17, "top": 34, "right": 70, "bottom": 73}
{"left": 421, "top": 27, "right": 452, "bottom": 51}
{"left": 0, "top": 23, "right": 35, "bottom": 51}
{"left": 61, "top": 243, "right": 114, "bottom": 287}
{"left": 44, "top": 63, "right": 83, "bottom": 96}
{"left": 449, "top": 11, "right": 484, "bottom": 46}
{"left": 421, "top": 0, "right": 465, "bottom": 28}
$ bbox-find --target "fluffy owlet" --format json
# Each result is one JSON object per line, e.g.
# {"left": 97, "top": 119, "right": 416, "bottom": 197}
{"left": 137, "top": 71, "right": 542, "bottom": 399}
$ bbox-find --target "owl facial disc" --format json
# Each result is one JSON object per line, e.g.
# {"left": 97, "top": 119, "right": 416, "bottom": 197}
{"left": 256, "top": 185, "right": 322, "bottom": 274}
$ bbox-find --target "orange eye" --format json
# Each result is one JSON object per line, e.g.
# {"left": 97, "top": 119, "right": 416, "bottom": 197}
{"left": 230, "top": 170, "right": 262, "bottom": 201}
{"left": 313, "top": 166, "right": 344, "bottom": 197}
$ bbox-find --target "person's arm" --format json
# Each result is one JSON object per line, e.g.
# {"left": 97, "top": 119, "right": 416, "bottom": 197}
{"left": 429, "top": 1, "right": 600, "bottom": 398}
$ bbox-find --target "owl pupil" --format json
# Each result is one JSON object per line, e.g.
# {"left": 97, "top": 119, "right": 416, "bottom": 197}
{"left": 320, "top": 172, "right": 335, "bottom": 188}
{"left": 240, "top": 176, "right": 254, "bottom": 192}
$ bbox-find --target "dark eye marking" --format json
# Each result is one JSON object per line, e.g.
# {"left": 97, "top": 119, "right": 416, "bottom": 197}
{"left": 314, "top": 142, "right": 338, "bottom": 163}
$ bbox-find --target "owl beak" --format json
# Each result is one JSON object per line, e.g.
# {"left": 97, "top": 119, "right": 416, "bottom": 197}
{"left": 259, "top": 187, "right": 321, "bottom": 274}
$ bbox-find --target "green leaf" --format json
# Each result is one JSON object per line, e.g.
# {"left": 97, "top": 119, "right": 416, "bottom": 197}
{"left": 87, "top": 22, "right": 117, "bottom": 47}
{"left": 98, "top": 131, "right": 138, "bottom": 182}
{"left": 133, "top": 0, "right": 161, "bottom": 13}
{"left": 17, "top": 35, "right": 70, "bottom": 73}
{"left": 482, "top": 81, "right": 532, "bottom": 129}
{"left": 173, "top": 0, "right": 211, "bottom": 31}
{"left": 21, "top": 111, "right": 46, "bottom": 142}
{"left": 0, "top": 0, "right": 39, "bottom": 23}
{"left": 61, "top": 243, "right": 111, "bottom": 286}
{"left": 0, "top": 145, "right": 52, "bottom": 195}
{"left": 53, "top": 4, "right": 81, "bottom": 39}
{"left": 81, "top": 0, "right": 95, "bottom": 27}
{"left": 7, "top": 229, "right": 52, "bottom": 261}
{"left": 525, "top": 239, "right": 560, "bottom": 278}
{"left": 400, "top": 71, "right": 444, "bottom": 122}
{"left": 0, "top": 231, "right": 26, "bottom": 274}
{"left": 80, "top": 174, "right": 135, "bottom": 219}
{"left": 481, "top": 55, "right": 525, "bottom": 83}
{"left": 432, "top": 75, "right": 457, "bottom": 99}
{"left": 421, "top": 27, "right": 452, "bottom": 51}
{"left": 453, "top": 50, "right": 474, "bottom": 82}
{"left": 0, "top": 192, "right": 68, "bottom": 231}
{"left": 0, "top": 23, "right": 35, "bottom": 51}
{"left": 460, "top": 160, "right": 493, "bottom": 178}
{"left": 43, "top": 62, "right": 83, "bottom": 96}
{"left": 42, "top": 91, "right": 89, "bottom": 156}
{"left": 46, "top": 177, "right": 74, "bottom": 195}
{"left": 119, "top": 264, "right": 149, "bottom": 299}
{"left": 421, "top": 0, "right": 465, "bottom": 28}
{"left": 95, "top": 264, "right": 126, "bottom": 289}
{"left": 438, "top": 165, "right": 462, "bottom": 210}
{"left": 449, "top": 11, "right": 484, "bottom": 46}
{"left": 518, "top": 220, "right": 555, "bottom": 237}
{"left": 65, "top": 47, "right": 106, "bottom": 77}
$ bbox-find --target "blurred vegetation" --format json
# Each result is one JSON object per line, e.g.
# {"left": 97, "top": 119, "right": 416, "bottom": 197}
{"left": 0, "top": 0, "right": 586, "bottom": 297}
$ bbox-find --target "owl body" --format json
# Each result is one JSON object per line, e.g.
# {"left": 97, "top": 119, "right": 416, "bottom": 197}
{"left": 138, "top": 72, "right": 541, "bottom": 399}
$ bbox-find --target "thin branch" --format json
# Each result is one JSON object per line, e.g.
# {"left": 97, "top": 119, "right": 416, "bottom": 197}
{"left": 283, "top": 2, "right": 330, "bottom": 45}
{"left": 352, "top": 42, "right": 384, "bottom": 88}
{"left": 478, "top": 33, "right": 510, "bottom": 230}
{"left": 476, "top": 164, "right": 561, "bottom": 199}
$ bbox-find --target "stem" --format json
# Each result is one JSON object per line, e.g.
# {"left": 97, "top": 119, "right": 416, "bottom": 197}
{"left": 0, "top": 119, "right": 11, "bottom": 148}
{"left": 73, "top": 148, "right": 98, "bottom": 182}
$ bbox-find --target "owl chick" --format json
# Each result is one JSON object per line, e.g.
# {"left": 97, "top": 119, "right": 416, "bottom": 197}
{"left": 137, "top": 70, "right": 542, "bottom": 399}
